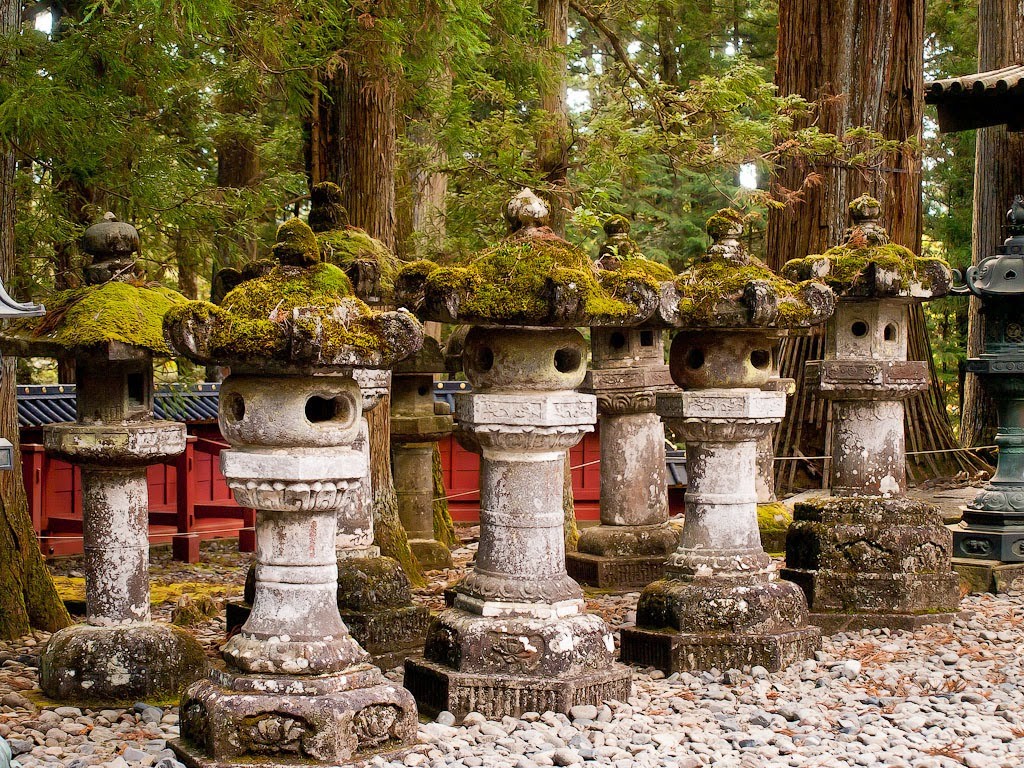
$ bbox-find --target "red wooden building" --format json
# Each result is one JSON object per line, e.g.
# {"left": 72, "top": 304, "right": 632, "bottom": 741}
{"left": 20, "top": 381, "right": 683, "bottom": 561}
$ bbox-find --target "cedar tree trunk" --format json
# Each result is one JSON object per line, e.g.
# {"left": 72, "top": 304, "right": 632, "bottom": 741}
{"left": 0, "top": 0, "right": 72, "bottom": 639}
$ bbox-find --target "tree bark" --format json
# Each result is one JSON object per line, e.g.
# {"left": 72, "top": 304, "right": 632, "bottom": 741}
{"left": 432, "top": 443, "right": 459, "bottom": 549}
{"left": 0, "top": 0, "right": 72, "bottom": 639}
{"left": 959, "top": 0, "right": 1024, "bottom": 447}
{"left": 768, "top": 0, "right": 980, "bottom": 490}
{"left": 309, "top": 66, "right": 397, "bottom": 249}
{"left": 367, "top": 396, "right": 424, "bottom": 585}
{"left": 213, "top": 93, "right": 261, "bottom": 280}
{"left": 537, "top": 0, "right": 571, "bottom": 235}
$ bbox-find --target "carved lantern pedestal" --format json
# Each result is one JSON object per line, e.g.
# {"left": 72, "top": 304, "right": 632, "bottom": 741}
{"left": 40, "top": 352, "right": 202, "bottom": 702}
{"left": 567, "top": 218, "right": 679, "bottom": 589}
{"left": 165, "top": 219, "right": 422, "bottom": 767}
{"left": 0, "top": 214, "right": 204, "bottom": 703}
{"left": 949, "top": 196, "right": 1024, "bottom": 593}
{"left": 569, "top": 329, "right": 677, "bottom": 590}
{"left": 781, "top": 196, "right": 960, "bottom": 631}
{"left": 620, "top": 211, "right": 833, "bottom": 673}
{"left": 403, "top": 327, "right": 631, "bottom": 719}
{"left": 397, "top": 191, "right": 659, "bottom": 720}
{"left": 391, "top": 336, "right": 455, "bottom": 569}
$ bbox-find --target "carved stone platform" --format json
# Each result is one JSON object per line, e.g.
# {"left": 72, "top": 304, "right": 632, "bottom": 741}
{"left": 567, "top": 524, "right": 678, "bottom": 589}
{"left": 173, "top": 664, "right": 417, "bottom": 768}
{"left": 783, "top": 496, "right": 960, "bottom": 629}
{"left": 404, "top": 658, "right": 631, "bottom": 722}
{"left": 951, "top": 557, "right": 1024, "bottom": 595}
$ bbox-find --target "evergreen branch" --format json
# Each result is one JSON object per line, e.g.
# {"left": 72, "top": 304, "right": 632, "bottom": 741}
{"left": 568, "top": 0, "right": 650, "bottom": 91}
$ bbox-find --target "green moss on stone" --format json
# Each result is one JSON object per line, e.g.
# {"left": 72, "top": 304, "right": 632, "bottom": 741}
{"left": 163, "top": 262, "right": 400, "bottom": 360}
{"left": 705, "top": 209, "right": 744, "bottom": 240}
{"left": 675, "top": 258, "right": 820, "bottom": 325}
{"left": 317, "top": 227, "right": 402, "bottom": 298}
{"left": 422, "top": 232, "right": 647, "bottom": 323}
{"left": 9, "top": 281, "right": 187, "bottom": 355}
{"left": 272, "top": 217, "right": 321, "bottom": 267}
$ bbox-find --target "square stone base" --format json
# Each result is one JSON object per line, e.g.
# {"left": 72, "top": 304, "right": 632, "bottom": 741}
{"left": 806, "top": 611, "right": 957, "bottom": 634}
{"left": 952, "top": 558, "right": 1024, "bottom": 594}
{"left": 403, "top": 657, "right": 631, "bottom": 721}
{"left": 171, "top": 737, "right": 411, "bottom": 768}
{"left": 172, "top": 673, "right": 417, "bottom": 767}
{"left": 565, "top": 552, "right": 667, "bottom": 590}
{"left": 225, "top": 600, "right": 431, "bottom": 671}
{"left": 619, "top": 625, "right": 820, "bottom": 674}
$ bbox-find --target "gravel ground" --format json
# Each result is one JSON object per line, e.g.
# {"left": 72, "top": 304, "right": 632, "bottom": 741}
{"left": 2, "top": 532, "right": 1022, "bottom": 768}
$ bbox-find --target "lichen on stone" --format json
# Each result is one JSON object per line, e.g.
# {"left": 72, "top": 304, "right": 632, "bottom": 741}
{"left": 6, "top": 280, "right": 187, "bottom": 356}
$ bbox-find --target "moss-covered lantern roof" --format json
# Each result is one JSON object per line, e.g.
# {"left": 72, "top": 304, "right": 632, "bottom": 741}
{"left": 0, "top": 214, "right": 187, "bottom": 360}
{"left": 782, "top": 195, "right": 953, "bottom": 300}
{"left": 667, "top": 209, "right": 834, "bottom": 329}
{"left": 392, "top": 189, "right": 662, "bottom": 327}
{"left": 309, "top": 182, "right": 403, "bottom": 306}
{"left": 163, "top": 218, "right": 423, "bottom": 374}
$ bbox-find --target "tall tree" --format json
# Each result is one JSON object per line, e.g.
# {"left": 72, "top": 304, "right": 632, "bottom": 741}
{"left": 767, "top": 0, "right": 982, "bottom": 490}
{"left": 0, "top": 0, "right": 71, "bottom": 639}
{"left": 959, "top": 0, "right": 1024, "bottom": 447}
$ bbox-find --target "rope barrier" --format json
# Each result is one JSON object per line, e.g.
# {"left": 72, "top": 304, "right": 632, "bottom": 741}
{"left": 772, "top": 445, "right": 997, "bottom": 462}
{"left": 36, "top": 445, "right": 994, "bottom": 545}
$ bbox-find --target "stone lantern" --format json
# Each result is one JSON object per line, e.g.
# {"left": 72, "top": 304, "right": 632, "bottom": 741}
{"left": 949, "top": 195, "right": 1024, "bottom": 592}
{"left": 394, "top": 189, "right": 666, "bottom": 719}
{"left": 391, "top": 335, "right": 455, "bottom": 569}
{"left": 620, "top": 209, "right": 834, "bottom": 673}
{"left": 164, "top": 218, "right": 422, "bottom": 767}
{"left": 0, "top": 213, "right": 204, "bottom": 702}
{"left": 228, "top": 186, "right": 434, "bottom": 666}
{"left": 780, "top": 195, "right": 961, "bottom": 629}
{"left": 567, "top": 216, "right": 679, "bottom": 589}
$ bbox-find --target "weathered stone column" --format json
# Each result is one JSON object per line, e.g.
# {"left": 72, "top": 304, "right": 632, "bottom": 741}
{"left": 781, "top": 196, "right": 961, "bottom": 630}
{"left": 568, "top": 218, "right": 679, "bottom": 588}
{"left": 166, "top": 218, "right": 422, "bottom": 767}
{"left": 0, "top": 214, "right": 205, "bottom": 703}
{"left": 620, "top": 210, "right": 832, "bottom": 673}
{"left": 391, "top": 336, "right": 455, "bottom": 569}
{"left": 946, "top": 196, "right": 1024, "bottom": 592}
{"left": 397, "top": 191, "right": 661, "bottom": 719}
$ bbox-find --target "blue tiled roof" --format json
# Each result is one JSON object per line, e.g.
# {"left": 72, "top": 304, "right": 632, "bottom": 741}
{"left": 17, "top": 383, "right": 222, "bottom": 427}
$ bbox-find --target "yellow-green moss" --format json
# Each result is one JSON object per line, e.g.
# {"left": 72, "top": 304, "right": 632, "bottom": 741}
{"left": 9, "top": 281, "right": 187, "bottom": 355}
{"left": 705, "top": 209, "right": 744, "bottom": 240}
{"left": 317, "top": 227, "right": 402, "bottom": 298}
{"left": 783, "top": 244, "right": 952, "bottom": 296}
{"left": 220, "top": 262, "right": 353, "bottom": 318}
{"left": 163, "top": 262, "right": 399, "bottom": 360}
{"left": 273, "top": 217, "right": 321, "bottom": 267}
{"left": 422, "top": 233, "right": 647, "bottom": 323}
{"left": 615, "top": 257, "right": 675, "bottom": 282}
{"left": 757, "top": 501, "right": 792, "bottom": 554}
{"left": 675, "top": 259, "right": 819, "bottom": 325}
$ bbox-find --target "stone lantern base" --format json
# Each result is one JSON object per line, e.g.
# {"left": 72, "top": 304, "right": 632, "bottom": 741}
{"left": 620, "top": 576, "right": 820, "bottom": 673}
{"left": 230, "top": 556, "right": 432, "bottom": 671}
{"left": 173, "top": 664, "right": 417, "bottom": 768}
{"left": 404, "top": 604, "right": 631, "bottom": 721}
{"left": 782, "top": 496, "right": 960, "bottom": 631}
{"left": 566, "top": 524, "right": 680, "bottom": 589}
{"left": 40, "top": 623, "right": 205, "bottom": 703}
